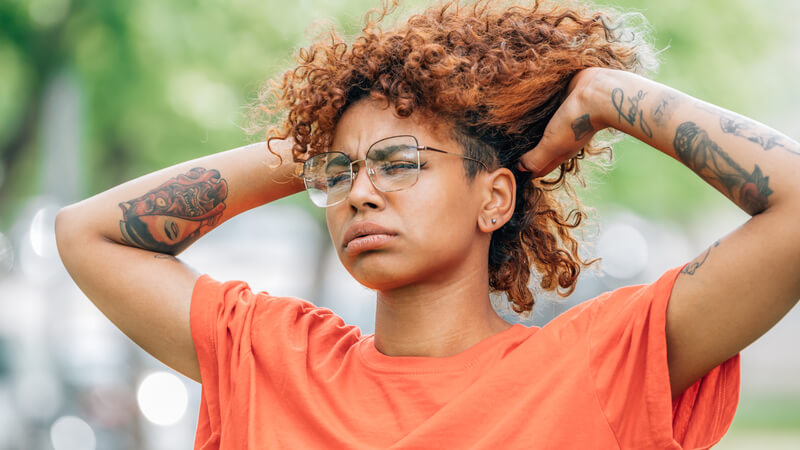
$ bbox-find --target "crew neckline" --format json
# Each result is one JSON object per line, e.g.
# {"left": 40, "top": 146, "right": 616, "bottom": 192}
{"left": 357, "top": 323, "right": 536, "bottom": 374}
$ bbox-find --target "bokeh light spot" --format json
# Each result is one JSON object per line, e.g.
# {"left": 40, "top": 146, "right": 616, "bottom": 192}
{"left": 597, "top": 223, "right": 649, "bottom": 279}
{"left": 50, "top": 415, "right": 96, "bottom": 450}
{"left": 136, "top": 371, "right": 188, "bottom": 426}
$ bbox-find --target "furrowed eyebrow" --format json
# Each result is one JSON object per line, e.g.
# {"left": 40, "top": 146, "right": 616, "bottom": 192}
{"left": 368, "top": 145, "right": 405, "bottom": 160}
{"left": 329, "top": 153, "right": 351, "bottom": 165}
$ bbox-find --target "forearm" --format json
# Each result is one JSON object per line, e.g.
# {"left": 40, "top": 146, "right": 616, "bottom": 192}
{"left": 583, "top": 69, "right": 800, "bottom": 215}
{"left": 57, "top": 139, "right": 304, "bottom": 255}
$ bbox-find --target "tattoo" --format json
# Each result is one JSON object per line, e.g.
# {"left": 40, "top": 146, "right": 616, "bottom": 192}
{"left": 681, "top": 240, "right": 720, "bottom": 275}
{"left": 571, "top": 114, "right": 594, "bottom": 141}
{"left": 696, "top": 103, "right": 800, "bottom": 156}
{"left": 118, "top": 167, "right": 228, "bottom": 254}
{"left": 651, "top": 91, "right": 681, "bottom": 127}
{"left": 673, "top": 122, "right": 773, "bottom": 214}
{"left": 611, "top": 88, "right": 653, "bottom": 138}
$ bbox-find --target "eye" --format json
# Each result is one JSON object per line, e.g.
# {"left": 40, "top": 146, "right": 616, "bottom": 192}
{"left": 156, "top": 197, "right": 167, "bottom": 208}
{"left": 327, "top": 172, "right": 351, "bottom": 188}
{"left": 379, "top": 160, "right": 417, "bottom": 175}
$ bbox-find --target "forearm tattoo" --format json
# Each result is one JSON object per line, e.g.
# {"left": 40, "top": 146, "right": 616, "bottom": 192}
{"left": 118, "top": 167, "right": 229, "bottom": 254}
{"left": 673, "top": 122, "right": 773, "bottom": 215}
{"left": 680, "top": 240, "right": 720, "bottom": 275}
{"left": 651, "top": 91, "right": 681, "bottom": 127}
{"left": 571, "top": 114, "right": 594, "bottom": 141}
{"left": 611, "top": 87, "right": 653, "bottom": 138}
{"left": 696, "top": 103, "right": 800, "bottom": 156}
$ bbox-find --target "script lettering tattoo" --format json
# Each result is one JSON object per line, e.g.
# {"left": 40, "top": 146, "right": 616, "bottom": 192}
{"left": 680, "top": 240, "right": 720, "bottom": 275}
{"left": 118, "top": 167, "right": 229, "bottom": 254}
{"left": 651, "top": 91, "right": 681, "bottom": 127}
{"left": 673, "top": 122, "right": 773, "bottom": 215}
{"left": 695, "top": 103, "right": 800, "bottom": 156}
{"left": 571, "top": 114, "right": 594, "bottom": 141}
{"left": 611, "top": 88, "right": 653, "bottom": 138}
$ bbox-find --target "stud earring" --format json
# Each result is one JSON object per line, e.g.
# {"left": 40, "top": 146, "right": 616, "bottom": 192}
{"left": 491, "top": 218, "right": 497, "bottom": 224}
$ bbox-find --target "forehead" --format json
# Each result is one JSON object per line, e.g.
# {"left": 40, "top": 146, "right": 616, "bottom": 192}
{"left": 330, "top": 99, "right": 450, "bottom": 157}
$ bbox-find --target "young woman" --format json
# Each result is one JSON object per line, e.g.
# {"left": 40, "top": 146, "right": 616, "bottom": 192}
{"left": 55, "top": 0, "right": 799, "bottom": 448}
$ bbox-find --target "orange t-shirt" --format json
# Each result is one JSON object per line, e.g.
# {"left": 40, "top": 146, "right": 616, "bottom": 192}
{"left": 190, "top": 266, "right": 740, "bottom": 449}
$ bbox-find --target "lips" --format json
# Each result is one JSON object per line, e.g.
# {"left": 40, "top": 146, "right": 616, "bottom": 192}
{"left": 343, "top": 221, "right": 397, "bottom": 252}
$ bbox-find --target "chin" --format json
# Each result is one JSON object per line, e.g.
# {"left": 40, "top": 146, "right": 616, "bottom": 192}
{"left": 345, "top": 254, "right": 417, "bottom": 291}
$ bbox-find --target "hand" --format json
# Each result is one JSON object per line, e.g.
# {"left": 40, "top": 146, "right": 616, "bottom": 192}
{"left": 517, "top": 68, "right": 606, "bottom": 177}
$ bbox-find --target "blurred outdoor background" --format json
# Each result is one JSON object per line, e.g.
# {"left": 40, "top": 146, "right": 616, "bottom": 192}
{"left": 1, "top": 0, "right": 799, "bottom": 448}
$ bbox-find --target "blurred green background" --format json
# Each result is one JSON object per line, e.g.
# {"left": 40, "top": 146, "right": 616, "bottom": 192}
{"left": 1, "top": 0, "right": 799, "bottom": 447}
{"left": 2, "top": 0, "right": 798, "bottom": 225}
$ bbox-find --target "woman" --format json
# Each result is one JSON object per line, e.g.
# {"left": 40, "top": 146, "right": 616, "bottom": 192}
{"left": 55, "top": 0, "right": 799, "bottom": 448}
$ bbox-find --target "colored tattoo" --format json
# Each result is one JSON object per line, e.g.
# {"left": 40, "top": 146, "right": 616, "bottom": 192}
{"left": 571, "top": 114, "right": 594, "bottom": 141}
{"left": 680, "top": 240, "right": 720, "bottom": 275}
{"left": 696, "top": 103, "right": 800, "bottom": 156}
{"left": 651, "top": 91, "right": 681, "bottom": 127}
{"left": 611, "top": 87, "right": 653, "bottom": 138}
{"left": 118, "top": 167, "right": 228, "bottom": 254}
{"left": 673, "top": 122, "right": 773, "bottom": 215}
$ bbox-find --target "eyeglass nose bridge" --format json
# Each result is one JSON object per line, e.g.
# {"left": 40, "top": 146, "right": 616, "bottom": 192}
{"left": 348, "top": 158, "right": 378, "bottom": 190}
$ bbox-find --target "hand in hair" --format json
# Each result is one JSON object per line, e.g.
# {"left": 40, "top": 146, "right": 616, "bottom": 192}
{"left": 516, "top": 68, "right": 606, "bottom": 177}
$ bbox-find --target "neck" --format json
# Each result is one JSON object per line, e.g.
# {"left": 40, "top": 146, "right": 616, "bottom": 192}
{"left": 373, "top": 259, "right": 512, "bottom": 358}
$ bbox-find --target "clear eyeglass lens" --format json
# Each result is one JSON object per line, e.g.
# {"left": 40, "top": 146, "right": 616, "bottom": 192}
{"left": 304, "top": 152, "right": 352, "bottom": 207}
{"left": 303, "top": 136, "right": 421, "bottom": 207}
{"left": 367, "top": 136, "right": 420, "bottom": 192}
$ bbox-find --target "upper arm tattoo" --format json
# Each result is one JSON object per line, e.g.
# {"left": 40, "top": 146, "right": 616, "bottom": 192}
{"left": 680, "top": 240, "right": 720, "bottom": 276}
{"left": 673, "top": 122, "right": 773, "bottom": 215}
{"left": 118, "top": 167, "right": 229, "bottom": 254}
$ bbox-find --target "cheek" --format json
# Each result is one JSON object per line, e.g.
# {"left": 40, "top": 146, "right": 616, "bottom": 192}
{"left": 325, "top": 208, "right": 344, "bottom": 248}
{"left": 403, "top": 180, "right": 478, "bottom": 250}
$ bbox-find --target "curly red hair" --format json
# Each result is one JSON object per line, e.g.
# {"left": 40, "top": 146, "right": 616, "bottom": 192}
{"left": 250, "top": 0, "right": 655, "bottom": 313}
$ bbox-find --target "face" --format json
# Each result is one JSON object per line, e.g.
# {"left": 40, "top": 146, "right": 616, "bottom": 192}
{"left": 326, "top": 99, "right": 491, "bottom": 291}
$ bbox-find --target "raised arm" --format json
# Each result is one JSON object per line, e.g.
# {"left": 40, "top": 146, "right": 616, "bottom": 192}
{"left": 519, "top": 68, "right": 800, "bottom": 397}
{"left": 55, "top": 140, "right": 304, "bottom": 382}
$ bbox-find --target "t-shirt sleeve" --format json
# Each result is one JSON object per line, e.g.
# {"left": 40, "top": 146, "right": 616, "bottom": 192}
{"left": 588, "top": 266, "right": 740, "bottom": 449}
{"left": 189, "top": 274, "right": 360, "bottom": 448}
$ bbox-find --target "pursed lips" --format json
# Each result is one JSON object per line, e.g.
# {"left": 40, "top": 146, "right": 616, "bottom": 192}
{"left": 343, "top": 221, "right": 397, "bottom": 249}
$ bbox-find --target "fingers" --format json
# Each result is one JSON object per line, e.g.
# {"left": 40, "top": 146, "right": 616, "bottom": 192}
{"left": 516, "top": 151, "right": 545, "bottom": 176}
{"left": 517, "top": 145, "right": 578, "bottom": 178}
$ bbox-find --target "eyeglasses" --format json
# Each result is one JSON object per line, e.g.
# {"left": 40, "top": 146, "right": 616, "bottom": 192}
{"left": 300, "top": 135, "right": 489, "bottom": 207}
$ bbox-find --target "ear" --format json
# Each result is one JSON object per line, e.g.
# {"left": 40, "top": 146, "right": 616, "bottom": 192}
{"left": 477, "top": 167, "right": 516, "bottom": 233}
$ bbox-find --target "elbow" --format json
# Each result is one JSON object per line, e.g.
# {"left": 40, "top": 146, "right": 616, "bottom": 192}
{"left": 54, "top": 205, "right": 75, "bottom": 243}
{"left": 54, "top": 206, "right": 73, "bottom": 257}
{"left": 54, "top": 205, "right": 85, "bottom": 259}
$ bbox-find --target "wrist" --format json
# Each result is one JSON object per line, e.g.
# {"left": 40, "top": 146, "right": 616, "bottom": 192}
{"left": 572, "top": 67, "right": 617, "bottom": 131}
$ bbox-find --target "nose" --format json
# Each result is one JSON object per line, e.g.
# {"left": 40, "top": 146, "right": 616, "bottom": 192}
{"left": 347, "top": 160, "right": 384, "bottom": 210}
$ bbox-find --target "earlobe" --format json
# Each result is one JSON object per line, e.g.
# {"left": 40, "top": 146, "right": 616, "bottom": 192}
{"left": 478, "top": 168, "right": 516, "bottom": 232}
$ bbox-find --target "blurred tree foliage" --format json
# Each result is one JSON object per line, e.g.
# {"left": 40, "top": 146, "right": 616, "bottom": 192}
{"left": 0, "top": 0, "right": 796, "bottom": 229}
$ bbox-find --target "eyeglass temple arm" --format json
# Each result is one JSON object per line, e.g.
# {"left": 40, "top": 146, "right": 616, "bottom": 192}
{"left": 419, "top": 146, "right": 489, "bottom": 171}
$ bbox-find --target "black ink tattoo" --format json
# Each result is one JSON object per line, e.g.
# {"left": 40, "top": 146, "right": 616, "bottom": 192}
{"left": 673, "top": 122, "right": 773, "bottom": 215}
{"left": 681, "top": 240, "right": 720, "bottom": 275}
{"left": 118, "top": 167, "right": 229, "bottom": 254}
{"left": 571, "top": 114, "right": 594, "bottom": 141}
{"left": 611, "top": 88, "right": 653, "bottom": 138}
{"left": 696, "top": 103, "right": 800, "bottom": 155}
{"left": 651, "top": 91, "right": 681, "bottom": 127}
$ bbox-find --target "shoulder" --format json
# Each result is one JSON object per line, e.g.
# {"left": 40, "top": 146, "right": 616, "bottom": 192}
{"left": 541, "top": 266, "right": 683, "bottom": 342}
{"left": 192, "top": 274, "right": 357, "bottom": 340}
